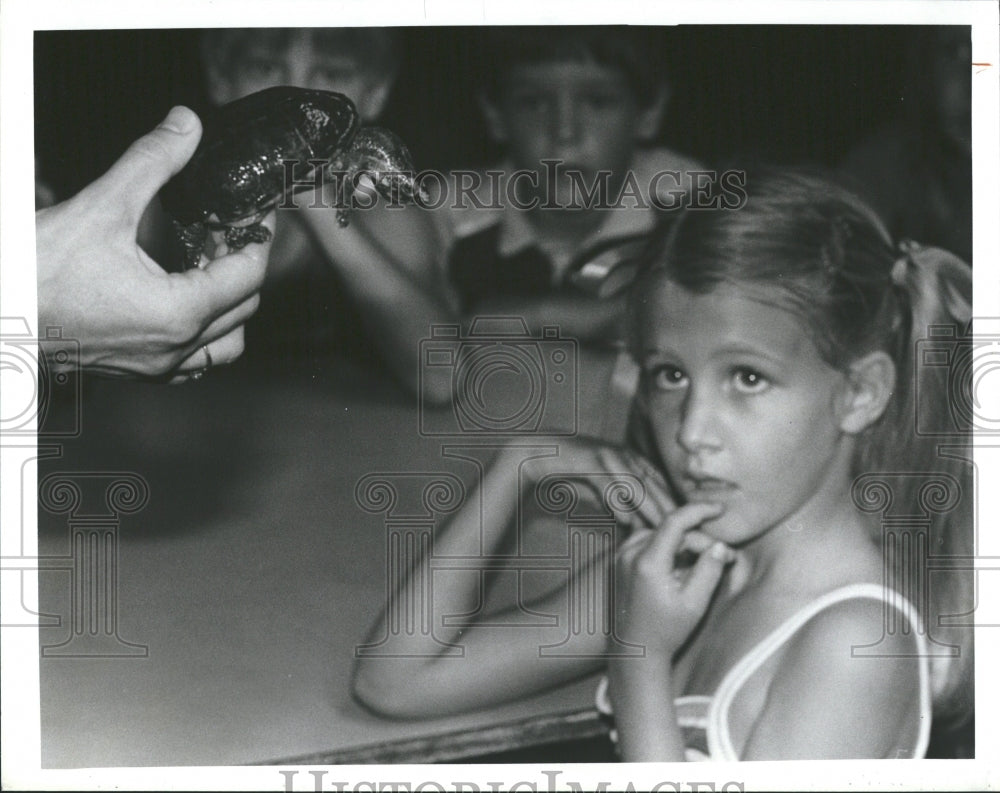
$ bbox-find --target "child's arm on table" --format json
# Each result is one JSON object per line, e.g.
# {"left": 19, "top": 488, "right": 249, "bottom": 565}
{"left": 352, "top": 438, "right": 650, "bottom": 719}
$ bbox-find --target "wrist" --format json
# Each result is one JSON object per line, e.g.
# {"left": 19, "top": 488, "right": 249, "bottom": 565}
{"left": 607, "top": 653, "right": 683, "bottom": 762}
{"left": 614, "top": 610, "right": 681, "bottom": 657}
{"left": 609, "top": 647, "right": 673, "bottom": 679}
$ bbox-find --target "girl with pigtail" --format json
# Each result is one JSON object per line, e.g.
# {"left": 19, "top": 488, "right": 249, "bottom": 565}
{"left": 353, "top": 168, "right": 974, "bottom": 761}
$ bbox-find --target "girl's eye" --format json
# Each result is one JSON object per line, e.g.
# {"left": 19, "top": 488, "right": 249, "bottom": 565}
{"left": 732, "top": 367, "right": 769, "bottom": 394}
{"left": 649, "top": 366, "right": 688, "bottom": 392}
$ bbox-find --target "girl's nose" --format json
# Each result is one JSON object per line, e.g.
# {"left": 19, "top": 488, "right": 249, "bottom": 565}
{"left": 676, "top": 388, "right": 722, "bottom": 455}
{"left": 552, "top": 96, "right": 581, "bottom": 145}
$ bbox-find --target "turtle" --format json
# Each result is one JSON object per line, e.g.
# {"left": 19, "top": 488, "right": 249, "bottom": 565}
{"left": 159, "top": 86, "right": 425, "bottom": 269}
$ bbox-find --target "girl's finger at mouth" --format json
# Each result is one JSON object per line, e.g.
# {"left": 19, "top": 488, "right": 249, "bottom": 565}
{"left": 645, "top": 478, "right": 676, "bottom": 520}
{"left": 596, "top": 447, "right": 628, "bottom": 475}
{"left": 678, "top": 529, "right": 715, "bottom": 554}
{"left": 597, "top": 448, "right": 658, "bottom": 524}
{"left": 616, "top": 528, "right": 654, "bottom": 561}
{"left": 630, "top": 458, "right": 676, "bottom": 517}
{"left": 647, "top": 502, "right": 725, "bottom": 564}
{"left": 598, "top": 448, "right": 675, "bottom": 521}
{"left": 665, "top": 500, "right": 724, "bottom": 527}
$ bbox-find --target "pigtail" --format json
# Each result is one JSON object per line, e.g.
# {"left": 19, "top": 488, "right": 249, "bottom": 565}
{"left": 860, "top": 241, "right": 974, "bottom": 731}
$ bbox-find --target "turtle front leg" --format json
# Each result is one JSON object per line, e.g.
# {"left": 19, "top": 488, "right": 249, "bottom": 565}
{"left": 173, "top": 220, "right": 209, "bottom": 270}
{"left": 223, "top": 222, "right": 273, "bottom": 253}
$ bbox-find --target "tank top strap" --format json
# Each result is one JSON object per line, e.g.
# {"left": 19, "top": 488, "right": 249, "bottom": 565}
{"left": 706, "top": 583, "right": 932, "bottom": 761}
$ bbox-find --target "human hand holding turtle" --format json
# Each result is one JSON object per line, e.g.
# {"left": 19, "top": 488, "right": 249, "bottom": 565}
{"left": 37, "top": 88, "right": 424, "bottom": 383}
{"left": 36, "top": 105, "right": 273, "bottom": 382}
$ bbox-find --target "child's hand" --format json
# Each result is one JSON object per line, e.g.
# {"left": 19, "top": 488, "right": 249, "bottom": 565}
{"left": 613, "top": 502, "right": 735, "bottom": 656}
{"left": 595, "top": 446, "right": 676, "bottom": 532}
{"left": 510, "top": 438, "right": 674, "bottom": 532}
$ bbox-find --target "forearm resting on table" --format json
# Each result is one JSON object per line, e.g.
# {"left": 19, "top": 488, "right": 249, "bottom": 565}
{"left": 352, "top": 446, "right": 609, "bottom": 717}
{"left": 352, "top": 561, "right": 609, "bottom": 719}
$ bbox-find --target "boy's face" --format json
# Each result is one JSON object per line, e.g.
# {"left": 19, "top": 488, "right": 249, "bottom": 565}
{"left": 210, "top": 32, "right": 390, "bottom": 121}
{"left": 482, "top": 61, "right": 662, "bottom": 208}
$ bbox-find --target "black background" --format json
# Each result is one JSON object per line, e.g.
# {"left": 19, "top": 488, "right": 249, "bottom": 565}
{"left": 35, "top": 26, "right": 914, "bottom": 201}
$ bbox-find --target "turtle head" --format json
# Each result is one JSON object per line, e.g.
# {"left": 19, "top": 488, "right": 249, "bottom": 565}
{"left": 338, "top": 126, "right": 427, "bottom": 205}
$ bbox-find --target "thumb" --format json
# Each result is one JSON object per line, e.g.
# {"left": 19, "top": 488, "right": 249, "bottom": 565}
{"left": 91, "top": 106, "right": 203, "bottom": 225}
{"left": 683, "top": 541, "right": 732, "bottom": 608}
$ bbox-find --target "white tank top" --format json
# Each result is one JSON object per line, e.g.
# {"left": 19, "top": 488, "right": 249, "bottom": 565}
{"left": 595, "top": 583, "right": 933, "bottom": 760}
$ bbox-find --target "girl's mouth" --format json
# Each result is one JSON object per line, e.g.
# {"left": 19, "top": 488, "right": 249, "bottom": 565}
{"left": 679, "top": 473, "right": 738, "bottom": 499}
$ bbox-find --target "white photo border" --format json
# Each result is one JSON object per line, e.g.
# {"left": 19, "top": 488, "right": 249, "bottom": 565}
{"left": 3, "top": 1, "right": 998, "bottom": 790}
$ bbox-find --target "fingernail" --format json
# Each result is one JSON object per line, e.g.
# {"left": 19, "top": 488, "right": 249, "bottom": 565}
{"left": 710, "top": 542, "right": 731, "bottom": 562}
{"left": 159, "top": 106, "right": 197, "bottom": 134}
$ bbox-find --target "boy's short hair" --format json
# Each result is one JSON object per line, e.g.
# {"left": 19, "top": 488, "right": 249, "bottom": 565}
{"left": 201, "top": 27, "right": 400, "bottom": 80}
{"left": 478, "top": 26, "right": 671, "bottom": 108}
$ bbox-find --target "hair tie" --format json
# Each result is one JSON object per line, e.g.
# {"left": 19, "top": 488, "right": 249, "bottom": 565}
{"left": 891, "top": 239, "right": 920, "bottom": 286}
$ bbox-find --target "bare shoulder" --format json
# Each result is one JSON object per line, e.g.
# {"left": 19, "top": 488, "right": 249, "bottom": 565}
{"left": 784, "top": 592, "right": 922, "bottom": 677}
{"left": 740, "top": 590, "right": 926, "bottom": 759}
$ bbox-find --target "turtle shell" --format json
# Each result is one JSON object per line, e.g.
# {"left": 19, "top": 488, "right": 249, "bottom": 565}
{"left": 160, "top": 86, "right": 359, "bottom": 226}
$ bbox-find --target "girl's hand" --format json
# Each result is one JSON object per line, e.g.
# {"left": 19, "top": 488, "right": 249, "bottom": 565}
{"left": 614, "top": 502, "right": 735, "bottom": 655}
{"left": 595, "top": 445, "right": 676, "bottom": 533}
{"left": 511, "top": 437, "right": 675, "bottom": 533}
